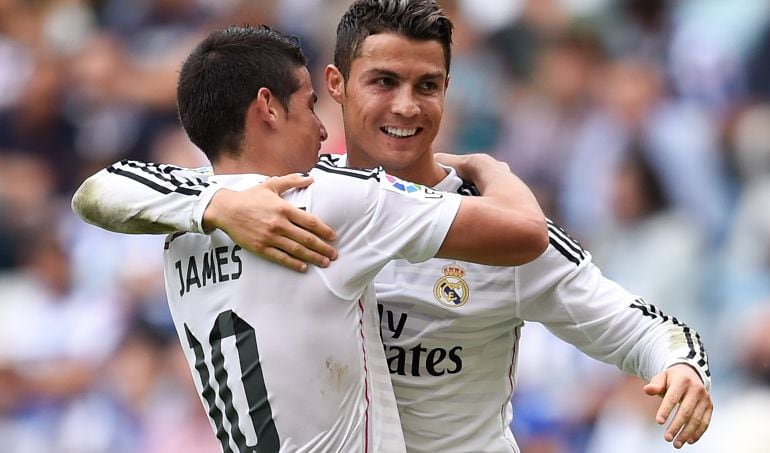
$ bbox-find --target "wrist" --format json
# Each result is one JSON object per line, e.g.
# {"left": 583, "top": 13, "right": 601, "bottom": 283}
{"left": 200, "top": 188, "right": 232, "bottom": 233}
{"left": 665, "top": 360, "right": 711, "bottom": 391}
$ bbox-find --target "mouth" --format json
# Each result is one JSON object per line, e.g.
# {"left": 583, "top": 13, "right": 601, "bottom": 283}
{"left": 380, "top": 126, "right": 421, "bottom": 139}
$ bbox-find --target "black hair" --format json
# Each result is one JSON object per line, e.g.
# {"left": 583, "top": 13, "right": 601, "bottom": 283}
{"left": 177, "top": 25, "right": 307, "bottom": 161}
{"left": 334, "top": 0, "right": 453, "bottom": 80}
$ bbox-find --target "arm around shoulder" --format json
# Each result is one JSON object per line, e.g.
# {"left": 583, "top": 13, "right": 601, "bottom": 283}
{"left": 72, "top": 163, "right": 338, "bottom": 272}
{"left": 435, "top": 153, "right": 548, "bottom": 266}
{"left": 71, "top": 161, "right": 217, "bottom": 234}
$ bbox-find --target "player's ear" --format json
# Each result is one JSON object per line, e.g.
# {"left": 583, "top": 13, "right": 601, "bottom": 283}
{"left": 325, "top": 64, "right": 344, "bottom": 105}
{"left": 253, "top": 87, "right": 281, "bottom": 129}
{"left": 444, "top": 74, "right": 450, "bottom": 93}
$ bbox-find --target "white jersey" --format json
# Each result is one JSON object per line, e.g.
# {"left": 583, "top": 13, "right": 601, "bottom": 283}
{"left": 86, "top": 159, "right": 462, "bottom": 453}
{"left": 73, "top": 155, "right": 710, "bottom": 453}
{"left": 332, "top": 155, "right": 709, "bottom": 453}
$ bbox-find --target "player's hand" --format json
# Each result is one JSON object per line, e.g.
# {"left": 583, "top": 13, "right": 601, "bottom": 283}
{"left": 643, "top": 363, "right": 712, "bottom": 448}
{"left": 203, "top": 174, "right": 337, "bottom": 272}
{"left": 434, "top": 153, "right": 511, "bottom": 182}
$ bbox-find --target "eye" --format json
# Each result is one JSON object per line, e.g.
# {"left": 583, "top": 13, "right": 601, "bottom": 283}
{"left": 374, "top": 77, "right": 395, "bottom": 87}
{"left": 419, "top": 80, "right": 440, "bottom": 92}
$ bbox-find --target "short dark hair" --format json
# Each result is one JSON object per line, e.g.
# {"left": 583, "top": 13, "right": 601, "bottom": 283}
{"left": 334, "top": 0, "right": 453, "bottom": 80}
{"left": 177, "top": 25, "right": 307, "bottom": 160}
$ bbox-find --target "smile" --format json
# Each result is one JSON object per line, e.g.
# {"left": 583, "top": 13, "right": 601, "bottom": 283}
{"left": 381, "top": 126, "right": 420, "bottom": 138}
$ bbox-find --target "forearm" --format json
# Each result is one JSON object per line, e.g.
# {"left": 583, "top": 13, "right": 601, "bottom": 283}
{"left": 72, "top": 160, "right": 216, "bottom": 234}
{"left": 434, "top": 153, "right": 548, "bottom": 265}
{"left": 458, "top": 154, "right": 545, "bottom": 221}
{"left": 460, "top": 154, "right": 547, "bottom": 259}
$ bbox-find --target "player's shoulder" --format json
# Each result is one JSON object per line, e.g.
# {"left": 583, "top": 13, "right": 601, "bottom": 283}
{"left": 311, "top": 155, "right": 449, "bottom": 202}
{"left": 305, "top": 159, "right": 383, "bottom": 225}
{"left": 309, "top": 157, "right": 383, "bottom": 198}
{"left": 520, "top": 218, "right": 593, "bottom": 273}
{"left": 312, "top": 155, "right": 383, "bottom": 181}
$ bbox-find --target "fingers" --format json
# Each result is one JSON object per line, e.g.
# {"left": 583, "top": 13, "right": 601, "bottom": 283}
{"left": 286, "top": 205, "right": 336, "bottom": 243}
{"left": 643, "top": 372, "right": 667, "bottom": 398}
{"left": 270, "top": 233, "right": 334, "bottom": 269}
{"left": 657, "top": 379, "right": 684, "bottom": 429}
{"left": 260, "top": 247, "right": 310, "bottom": 273}
{"left": 211, "top": 176, "right": 338, "bottom": 271}
{"left": 264, "top": 174, "right": 314, "bottom": 194}
{"left": 672, "top": 395, "right": 712, "bottom": 448}
{"left": 692, "top": 404, "right": 713, "bottom": 443}
{"left": 652, "top": 370, "right": 713, "bottom": 449}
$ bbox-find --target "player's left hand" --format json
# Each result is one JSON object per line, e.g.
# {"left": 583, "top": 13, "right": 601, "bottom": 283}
{"left": 643, "top": 363, "right": 712, "bottom": 448}
{"left": 434, "top": 153, "right": 511, "bottom": 182}
{"left": 203, "top": 174, "right": 338, "bottom": 272}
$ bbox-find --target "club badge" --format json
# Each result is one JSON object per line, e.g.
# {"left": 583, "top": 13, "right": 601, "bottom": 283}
{"left": 434, "top": 265, "right": 470, "bottom": 307}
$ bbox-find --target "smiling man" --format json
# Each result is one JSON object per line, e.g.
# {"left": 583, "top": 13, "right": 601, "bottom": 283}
{"left": 328, "top": 31, "right": 449, "bottom": 186}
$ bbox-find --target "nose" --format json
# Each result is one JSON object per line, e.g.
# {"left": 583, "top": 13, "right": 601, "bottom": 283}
{"left": 391, "top": 87, "right": 420, "bottom": 118}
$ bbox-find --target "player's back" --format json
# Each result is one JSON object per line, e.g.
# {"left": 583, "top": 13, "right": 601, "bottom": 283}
{"left": 163, "top": 164, "right": 461, "bottom": 453}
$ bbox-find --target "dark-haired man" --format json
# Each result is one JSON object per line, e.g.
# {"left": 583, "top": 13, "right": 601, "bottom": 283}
{"left": 73, "top": 1, "right": 713, "bottom": 451}
{"left": 74, "top": 24, "right": 549, "bottom": 452}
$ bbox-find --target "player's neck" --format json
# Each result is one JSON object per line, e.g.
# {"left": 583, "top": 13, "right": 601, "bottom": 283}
{"left": 386, "top": 161, "right": 448, "bottom": 187}
{"left": 212, "top": 144, "right": 308, "bottom": 177}
{"left": 346, "top": 153, "right": 448, "bottom": 187}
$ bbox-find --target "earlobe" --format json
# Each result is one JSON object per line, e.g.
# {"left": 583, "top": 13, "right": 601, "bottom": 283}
{"left": 325, "top": 65, "right": 344, "bottom": 104}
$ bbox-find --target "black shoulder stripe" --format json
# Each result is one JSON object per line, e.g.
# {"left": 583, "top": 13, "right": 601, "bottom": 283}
{"left": 314, "top": 161, "right": 381, "bottom": 181}
{"left": 548, "top": 225, "right": 585, "bottom": 258}
{"left": 546, "top": 219, "right": 586, "bottom": 257}
{"left": 548, "top": 229, "right": 585, "bottom": 263}
{"left": 124, "top": 161, "right": 203, "bottom": 190}
{"left": 549, "top": 236, "right": 581, "bottom": 266}
{"left": 546, "top": 220, "right": 586, "bottom": 265}
{"left": 123, "top": 161, "right": 206, "bottom": 193}
{"left": 159, "top": 163, "right": 211, "bottom": 188}
{"left": 107, "top": 166, "right": 172, "bottom": 194}
{"left": 109, "top": 161, "right": 205, "bottom": 196}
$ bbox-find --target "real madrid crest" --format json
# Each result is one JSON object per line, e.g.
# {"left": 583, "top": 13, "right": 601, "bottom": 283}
{"left": 434, "top": 264, "right": 470, "bottom": 307}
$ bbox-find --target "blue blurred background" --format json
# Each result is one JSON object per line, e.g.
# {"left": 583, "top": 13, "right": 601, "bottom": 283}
{"left": 1, "top": 0, "right": 769, "bottom": 451}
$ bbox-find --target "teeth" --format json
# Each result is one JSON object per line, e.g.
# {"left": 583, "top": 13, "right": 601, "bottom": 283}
{"left": 383, "top": 126, "right": 418, "bottom": 138}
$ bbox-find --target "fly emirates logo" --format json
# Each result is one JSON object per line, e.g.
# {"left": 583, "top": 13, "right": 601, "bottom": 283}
{"left": 377, "top": 304, "right": 462, "bottom": 377}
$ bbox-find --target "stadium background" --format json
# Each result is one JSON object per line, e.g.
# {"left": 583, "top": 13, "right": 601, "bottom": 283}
{"left": 0, "top": 0, "right": 769, "bottom": 451}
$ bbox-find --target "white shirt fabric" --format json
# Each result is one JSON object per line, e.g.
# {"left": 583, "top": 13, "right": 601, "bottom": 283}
{"left": 73, "top": 155, "right": 710, "bottom": 453}
{"left": 373, "top": 160, "right": 709, "bottom": 453}
{"left": 96, "top": 160, "right": 462, "bottom": 453}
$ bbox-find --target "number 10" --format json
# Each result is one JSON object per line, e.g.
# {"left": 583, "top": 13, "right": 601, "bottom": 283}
{"left": 185, "top": 310, "right": 279, "bottom": 453}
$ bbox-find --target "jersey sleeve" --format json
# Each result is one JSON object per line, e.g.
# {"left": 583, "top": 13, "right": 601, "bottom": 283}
{"left": 366, "top": 172, "right": 462, "bottom": 263}
{"left": 307, "top": 165, "right": 461, "bottom": 301}
{"left": 516, "top": 220, "right": 711, "bottom": 389}
{"left": 72, "top": 160, "right": 217, "bottom": 234}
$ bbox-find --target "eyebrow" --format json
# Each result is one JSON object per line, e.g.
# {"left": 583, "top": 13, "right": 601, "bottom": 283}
{"left": 363, "top": 68, "right": 446, "bottom": 81}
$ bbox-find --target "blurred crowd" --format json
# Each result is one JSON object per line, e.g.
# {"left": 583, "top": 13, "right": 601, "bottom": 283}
{"left": 0, "top": 0, "right": 769, "bottom": 452}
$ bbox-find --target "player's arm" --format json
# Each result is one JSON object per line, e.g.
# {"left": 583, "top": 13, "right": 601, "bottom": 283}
{"left": 71, "top": 160, "right": 336, "bottom": 272}
{"left": 72, "top": 160, "right": 219, "bottom": 234}
{"left": 434, "top": 153, "right": 548, "bottom": 266}
{"left": 516, "top": 239, "right": 712, "bottom": 448}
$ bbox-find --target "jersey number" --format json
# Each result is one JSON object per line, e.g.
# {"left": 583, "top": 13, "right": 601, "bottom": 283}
{"left": 185, "top": 310, "right": 279, "bottom": 453}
